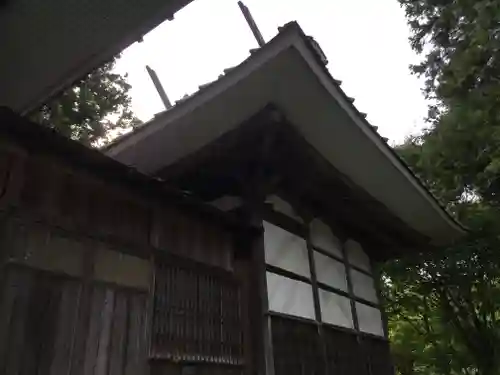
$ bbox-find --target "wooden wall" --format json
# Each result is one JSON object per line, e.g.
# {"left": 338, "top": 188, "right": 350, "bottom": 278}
{"left": 0, "top": 133, "right": 248, "bottom": 375}
{"left": 0, "top": 133, "right": 238, "bottom": 265}
{"left": 0, "top": 265, "right": 149, "bottom": 375}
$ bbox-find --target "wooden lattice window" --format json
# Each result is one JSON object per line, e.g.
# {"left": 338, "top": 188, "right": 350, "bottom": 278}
{"left": 271, "top": 315, "right": 323, "bottom": 375}
{"left": 151, "top": 254, "right": 244, "bottom": 365}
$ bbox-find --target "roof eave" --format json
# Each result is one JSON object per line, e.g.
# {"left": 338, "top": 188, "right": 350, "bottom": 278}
{"left": 106, "top": 22, "right": 466, "bottom": 246}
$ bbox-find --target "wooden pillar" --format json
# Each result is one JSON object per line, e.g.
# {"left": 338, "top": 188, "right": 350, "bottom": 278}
{"left": 234, "top": 224, "right": 268, "bottom": 375}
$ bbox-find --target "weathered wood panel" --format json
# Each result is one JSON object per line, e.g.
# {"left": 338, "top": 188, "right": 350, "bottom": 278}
{"left": 56, "top": 171, "right": 90, "bottom": 230}
{"left": 50, "top": 279, "right": 82, "bottom": 375}
{"left": 270, "top": 316, "right": 394, "bottom": 375}
{"left": 363, "top": 336, "right": 394, "bottom": 375}
{"left": 0, "top": 266, "right": 81, "bottom": 375}
{"left": 152, "top": 208, "right": 233, "bottom": 271}
{"left": 0, "top": 217, "right": 85, "bottom": 277}
{"left": 324, "top": 325, "right": 368, "bottom": 375}
{"left": 0, "top": 265, "right": 149, "bottom": 375}
{"left": 81, "top": 283, "right": 149, "bottom": 375}
{"left": 270, "top": 315, "right": 322, "bottom": 375}
{"left": 93, "top": 248, "right": 151, "bottom": 290}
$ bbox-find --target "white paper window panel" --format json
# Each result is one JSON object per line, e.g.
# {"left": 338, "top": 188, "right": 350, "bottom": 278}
{"left": 313, "top": 251, "right": 348, "bottom": 291}
{"left": 310, "top": 219, "right": 342, "bottom": 258}
{"left": 319, "top": 289, "right": 353, "bottom": 328}
{"left": 356, "top": 302, "right": 385, "bottom": 337}
{"left": 266, "top": 272, "right": 315, "bottom": 320}
{"left": 345, "top": 239, "right": 371, "bottom": 272}
{"left": 265, "top": 195, "right": 304, "bottom": 223}
{"left": 263, "top": 221, "right": 310, "bottom": 278}
{"left": 351, "top": 270, "right": 379, "bottom": 303}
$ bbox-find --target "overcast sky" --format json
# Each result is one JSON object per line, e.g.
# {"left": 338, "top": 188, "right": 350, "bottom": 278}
{"left": 115, "top": 0, "right": 428, "bottom": 144}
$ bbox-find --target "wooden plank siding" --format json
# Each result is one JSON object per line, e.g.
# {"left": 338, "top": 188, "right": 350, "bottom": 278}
{"left": 0, "top": 126, "right": 249, "bottom": 374}
{"left": 269, "top": 314, "right": 394, "bottom": 375}
{"left": 0, "top": 265, "right": 149, "bottom": 375}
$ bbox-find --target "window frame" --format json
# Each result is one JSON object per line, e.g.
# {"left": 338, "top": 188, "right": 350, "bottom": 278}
{"left": 262, "top": 213, "right": 387, "bottom": 339}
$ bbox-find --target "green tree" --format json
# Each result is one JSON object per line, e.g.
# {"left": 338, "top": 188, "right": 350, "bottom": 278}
{"left": 30, "top": 57, "right": 141, "bottom": 147}
{"left": 384, "top": 202, "right": 500, "bottom": 375}
{"left": 383, "top": 1, "right": 500, "bottom": 374}
{"left": 399, "top": 0, "right": 500, "bottom": 205}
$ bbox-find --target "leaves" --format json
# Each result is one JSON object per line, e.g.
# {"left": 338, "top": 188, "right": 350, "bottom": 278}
{"left": 30, "top": 57, "right": 141, "bottom": 147}
{"left": 385, "top": 1, "right": 500, "bottom": 374}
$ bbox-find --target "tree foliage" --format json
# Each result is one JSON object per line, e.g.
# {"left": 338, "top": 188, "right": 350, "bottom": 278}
{"left": 383, "top": 1, "right": 500, "bottom": 375}
{"left": 399, "top": 0, "right": 500, "bottom": 205}
{"left": 30, "top": 58, "right": 141, "bottom": 147}
{"left": 384, "top": 203, "right": 500, "bottom": 375}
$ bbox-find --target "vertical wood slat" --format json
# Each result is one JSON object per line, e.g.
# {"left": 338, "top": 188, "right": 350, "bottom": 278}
{"left": 95, "top": 288, "right": 115, "bottom": 375}
{"left": 363, "top": 336, "right": 394, "bottom": 375}
{"left": 324, "top": 325, "right": 368, "bottom": 375}
{"left": 0, "top": 267, "right": 83, "bottom": 375}
{"left": 270, "top": 315, "right": 322, "bottom": 375}
{"left": 124, "top": 293, "right": 148, "bottom": 375}
{"left": 108, "top": 291, "right": 128, "bottom": 375}
{"left": 0, "top": 267, "right": 24, "bottom": 373}
{"left": 83, "top": 285, "right": 107, "bottom": 375}
{"left": 4, "top": 267, "right": 33, "bottom": 375}
{"left": 26, "top": 273, "right": 61, "bottom": 375}
{"left": 50, "top": 279, "right": 81, "bottom": 375}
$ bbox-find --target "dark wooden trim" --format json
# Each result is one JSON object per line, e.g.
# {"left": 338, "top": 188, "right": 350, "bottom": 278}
{"left": 304, "top": 219, "right": 330, "bottom": 375}
{"left": 89, "top": 278, "right": 150, "bottom": 294}
{"left": 303, "top": 218, "right": 323, "bottom": 323}
{"left": 146, "top": 255, "right": 156, "bottom": 358}
{"left": 341, "top": 241, "right": 360, "bottom": 332}
{"left": 265, "top": 264, "right": 311, "bottom": 285}
{"left": 349, "top": 263, "right": 373, "bottom": 277}
{"left": 0, "top": 209, "right": 250, "bottom": 283}
{"left": 261, "top": 205, "right": 307, "bottom": 238}
{"left": 311, "top": 244, "right": 344, "bottom": 263}
{"left": 371, "top": 259, "right": 390, "bottom": 339}
{"left": 359, "top": 330, "right": 390, "bottom": 343}
{"left": 322, "top": 320, "right": 361, "bottom": 337}
{"left": 0, "top": 208, "right": 154, "bottom": 259}
{"left": 3, "top": 260, "right": 82, "bottom": 281}
{"left": 315, "top": 281, "right": 352, "bottom": 300}
{"left": 317, "top": 282, "right": 381, "bottom": 309}
{"left": 254, "top": 230, "right": 275, "bottom": 375}
{"left": 266, "top": 310, "right": 317, "bottom": 326}
{"left": 312, "top": 245, "right": 373, "bottom": 276}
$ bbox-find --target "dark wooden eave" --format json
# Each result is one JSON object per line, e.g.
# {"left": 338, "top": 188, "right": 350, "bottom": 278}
{"left": 156, "top": 106, "right": 430, "bottom": 261}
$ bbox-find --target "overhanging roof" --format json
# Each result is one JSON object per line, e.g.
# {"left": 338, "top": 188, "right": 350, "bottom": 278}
{"left": 106, "top": 22, "right": 465, "bottom": 247}
{"left": 0, "top": 0, "right": 193, "bottom": 113}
